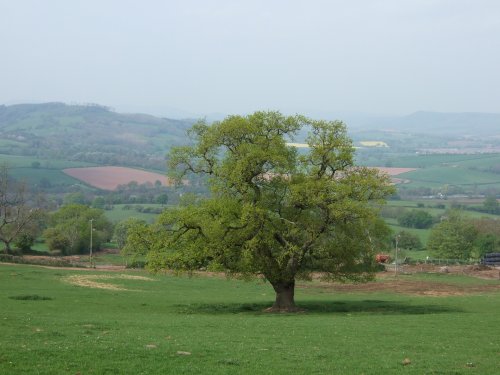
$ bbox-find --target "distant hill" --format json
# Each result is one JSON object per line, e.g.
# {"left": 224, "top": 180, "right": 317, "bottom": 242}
{"left": 346, "top": 111, "right": 500, "bottom": 136}
{"left": 2, "top": 103, "right": 500, "bottom": 170}
{"left": 0, "top": 102, "right": 194, "bottom": 170}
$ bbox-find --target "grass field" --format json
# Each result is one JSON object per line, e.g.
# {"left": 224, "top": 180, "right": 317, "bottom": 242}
{"left": 9, "top": 168, "right": 83, "bottom": 187}
{"left": 385, "top": 217, "right": 431, "bottom": 242}
{"left": 367, "top": 153, "right": 500, "bottom": 191}
{"left": 1, "top": 263, "right": 500, "bottom": 374}
{"left": 103, "top": 204, "right": 166, "bottom": 223}
{"left": 398, "top": 167, "right": 500, "bottom": 189}
{"left": 0, "top": 153, "right": 94, "bottom": 169}
{"left": 0, "top": 153, "right": 96, "bottom": 188}
{"left": 388, "top": 153, "right": 500, "bottom": 169}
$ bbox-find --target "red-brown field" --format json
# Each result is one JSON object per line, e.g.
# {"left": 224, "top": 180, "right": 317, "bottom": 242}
{"left": 63, "top": 166, "right": 173, "bottom": 190}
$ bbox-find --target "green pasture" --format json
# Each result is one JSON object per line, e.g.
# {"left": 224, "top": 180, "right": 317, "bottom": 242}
{"left": 385, "top": 218, "right": 431, "bottom": 244}
{"left": 104, "top": 204, "right": 166, "bottom": 223}
{"left": 385, "top": 200, "right": 449, "bottom": 216}
{"left": 398, "top": 167, "right": 500, "bottom": 189}
{"left": 8, "top": 167, "right": 82, "bottom": 186}
{"left": 0, "top": 153, "right": 94, "bottom": 169}
{"left": 30, "top": 242, "right": 49, "bottom": 253}
{"left": 0, "top": 139, "right": 26, "bottom": 148}
{"left": 0, "top": 153, "right": 97, "bottom": 187}
{"left": 1, "top": 263, "right": 500, "bottom": 374}
{"left": 376, "top": 153, "right": 500, "bottom": 191}
{"left": 388, "top": 153, "right": 500, "bottom": 169}
{"left": 385, "top": 200, "right": 500, "bottom": 219}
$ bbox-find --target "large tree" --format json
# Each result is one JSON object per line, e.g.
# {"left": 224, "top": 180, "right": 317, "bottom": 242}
{"left": 0, "top": 166, "right": 43, "bottom": 254}
{"left": 137, "top": 112, "right": 394, "bottom": 311}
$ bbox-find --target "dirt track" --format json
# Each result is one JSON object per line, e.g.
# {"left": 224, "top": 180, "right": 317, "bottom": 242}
{"left": 3, "top": 261, "right": 499, "bottom": 296}
{"left": 301, "top": 264, "right": 500, "bottom": 296}
{"left": 304, "top": 279, "right": 500, "bottom": 297}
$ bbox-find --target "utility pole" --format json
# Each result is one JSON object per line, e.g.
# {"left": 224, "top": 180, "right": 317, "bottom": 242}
{"left": 89, "top": 218, "right": 94, "bottom": 268}
{"left": 395, "top": 234, "right": 400, "bottom": 277}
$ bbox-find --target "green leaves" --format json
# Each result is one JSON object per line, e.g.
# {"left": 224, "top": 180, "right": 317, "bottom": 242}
{"left": 427, "top": 211, "right": 478, "bottom": 260}
{"left": 43, "top": 204, "right": 113, "bottom": 255}
{"left": 301, "top": 118, "right": 354, "bottom": 179}
{"left": 150, "top": 111, "right": 394, "bottom": 284}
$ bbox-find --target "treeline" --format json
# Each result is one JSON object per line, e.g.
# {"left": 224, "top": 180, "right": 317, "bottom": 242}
{"left": 396, "top": 185, "right": 500, "bottom": 200}
{"left": 381, "top": 207, "right": 435, "bottom": 229}
{"left": 52, "top": 177, "right": 208, "bottom": 209}
{"left": 383, "top": 197, "right": 500, "bottom": 230}
{"left": 427, "top": 212, "right": 500, "bottom": 260}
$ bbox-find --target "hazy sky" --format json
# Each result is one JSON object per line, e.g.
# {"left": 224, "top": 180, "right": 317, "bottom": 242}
{"left": 1, "top": 0, "right": 499, "bottom": 118}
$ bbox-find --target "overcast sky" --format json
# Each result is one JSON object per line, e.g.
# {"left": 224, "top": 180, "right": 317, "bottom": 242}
{"left": 1, "top": 0, "right": 499, "bottom": 118}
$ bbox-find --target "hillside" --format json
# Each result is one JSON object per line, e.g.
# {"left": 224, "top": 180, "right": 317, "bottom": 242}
{"left": 3, "top": 105, "right": 500, "bottom": 167}
{"left": 348, "top": 111, "right": 500, "bottom": 136}
{"left": 0, "top": 103, "right": 194, "bottom": 170}
{"left": 392, "top": 111, "right": 500, "bottom": 136}
{"left": 3, "top": 103, "right": 500, "bottom": 198}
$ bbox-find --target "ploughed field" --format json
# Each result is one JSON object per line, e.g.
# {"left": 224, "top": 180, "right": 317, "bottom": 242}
{"left": 1, "top": 263, "right": 500, "bottom": 374}
{"left": 63, "top": 166, "right": 172, "bottom": 190}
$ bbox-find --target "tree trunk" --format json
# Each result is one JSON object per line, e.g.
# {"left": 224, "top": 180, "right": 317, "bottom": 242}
{"left": 267, "top": 280, "right": 302, "bottom": 312}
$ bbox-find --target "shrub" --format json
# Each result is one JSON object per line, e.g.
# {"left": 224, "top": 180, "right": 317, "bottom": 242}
{"left": 396, "top": 230, "right": 423, "bottom": 250}
{"left": 125, "top": 259, "right": 147, "bottom": 269}
{"left": 14, "top": 233, "right": 35, "bottom": 252}
{"left": 397, "top": 210, "right": 434, "bottom": 229}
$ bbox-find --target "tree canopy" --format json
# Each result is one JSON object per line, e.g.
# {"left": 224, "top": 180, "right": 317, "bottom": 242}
{"left": 482, "top": 195, "right": 500, "bottom": 214}
{"left": 130, "top": 111, "right": 394, "bottom": 311}
{"left": 427, "top": 211, "right": 477, "bottom": 260}
{"left": 43, "top": 204, "right": 113, "bottom": 255}
{"left": 397, "top": 209, "right": 434, "bottom": 229}
{"left": 396, "top": 230, "right": 423, "bottom": 250}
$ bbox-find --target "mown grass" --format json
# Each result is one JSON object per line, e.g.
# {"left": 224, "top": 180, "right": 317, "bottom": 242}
{"left": 1, "top": 264, "right": 500, "bottom": 374}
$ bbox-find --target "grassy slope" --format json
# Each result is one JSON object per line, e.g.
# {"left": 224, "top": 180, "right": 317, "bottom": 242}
{"left": 398, "top": 167, "right": 500, "bottom": 189}
{"left": 0, "top": 153, "right": 95, "bottom": 187}
{"left": 0, "top": 153, "right": 95, "bottom": 169}
{"left": 1, "top": 264, "right": 500, "bottom": 374}
{"left": 0, "top": 103, "right": 192, "bottom": 155}
{"left": 388, "top": 154, "right": 500, "bottom": 190}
